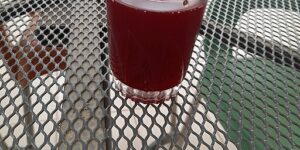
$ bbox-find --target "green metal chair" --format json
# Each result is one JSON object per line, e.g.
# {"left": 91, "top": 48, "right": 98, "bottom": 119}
{"left": 199, "top": 0, "right": 300, "bottom": 149}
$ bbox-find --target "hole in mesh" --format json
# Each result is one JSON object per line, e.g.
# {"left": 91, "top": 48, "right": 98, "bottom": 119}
{"left": 4, "top": 136, "right": 13, "bottom": 148}
{"left": 43, "top": 28, "right": 51, "bottom": 36}
{"left": 101, "top": 18, "right": 107, "bottom": 24}
{"left": 7, "top": 7, "right": 14, "bottom": 13}
{"left": 88, "top": 140, "right": 99, "bottom": 149}
{"left": 80, "top": 129, "right": 91, "bottom": 143}
{"left": 49, "top": 3, "right": 55, "bottom": 8}
{"left": 71, "top": 141, "right": 83, "bottom": 149}
{"left": 100, "top": 53, "right": 107, "bottom": 61}
{"left": 38, "top": 111, "right": 49, "bottom": 121}
{"left": 100, "top": 10, "right": 106, "bottom": 15}
{"left": 100, "top": 42, "right": 105, "bottom": 49}
{"left": 17, "top": 134, "right": 28, "bottom": 148}
{"left": 55, "top": 19, "right": 62, "bottom": 25}
{"left": 41, "top": 145, "right": 51, "bottom": 150}
{"left": 51, "top": 39, "right": 59, "bottom": 46}
{"left": 101, "top": 26, "right": 107, "bottom": 32}
{"left": 41, "top": 39, "right": 48, "bottom": 46}
{"left": 9, "top": 114, "right": 20, "bottom": 125}
{"left": 0, "top": 95, "right": 9, "bottom": 107}
{"left": 118, "top": 138, "right": 129, "bottom": 149}
{"left": 47, "top": 33, "right": 55, "bottom": 41}
{"left": 74, "top": 119, "right": 84, "bottom": 131}
{"left": 201, "top": 132, "right": 213, "bottom": 146}
{"left": 87, "top": 118, "right": 97, "bottom": 130}
{"left": 88, "top": 32, "right": 95, "bottom": 39}
{"left": 1, "top": 12, "right": 7, "bottom": 17}
{"left": 35, "top": 133, "right": 45, "bottom": 148}
{"left": 42, "top": 121, "right": 55, "bottom": 136}
{"left": 47, "top": 101, "right": 58, "bottom": 114}
{"left": 57, "top": 33, "right": 65, "bottom": 40}
{"left": 99, "top": 31, "right": 105, "bottom": 38}
{"left": 6, "top": 80, "right": 15, "bottom": 89}
{"left": 82, "top": 90, "right": 91, "bottom": 101}
{"left": 83, "top": 18, "right": 89, "bottom": 25}
{"left": 16, "top": 7, "right": 24, "bottom": 13}
{"left": 103, "top": 36, "right": 108, "bottom": 43}
{"left": 96, "top": 128, "right": 106, "bottom": 141}
{"left": 53, "top": 28, "right": 60, "bottom": 35}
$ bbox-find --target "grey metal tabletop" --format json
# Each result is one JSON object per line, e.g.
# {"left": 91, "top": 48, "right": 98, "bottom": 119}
{"left": 0, "top": 0, "right": 299, "bottom": 149}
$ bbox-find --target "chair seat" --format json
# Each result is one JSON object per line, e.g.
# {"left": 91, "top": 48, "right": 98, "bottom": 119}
{"left": 0, "top": 12, "right": 68, "bottom": 86}
{"left": 0, "top": 41, "right": 67, "bottom": 78}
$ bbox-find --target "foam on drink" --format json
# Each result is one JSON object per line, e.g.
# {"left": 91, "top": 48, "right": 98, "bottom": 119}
{"left": 117, "top": 0, "right": 203, "bottom": 12}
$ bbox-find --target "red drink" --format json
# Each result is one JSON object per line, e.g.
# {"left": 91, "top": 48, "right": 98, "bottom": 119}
{"left": 107, "top": 0, "right": 207, "bottom": 103}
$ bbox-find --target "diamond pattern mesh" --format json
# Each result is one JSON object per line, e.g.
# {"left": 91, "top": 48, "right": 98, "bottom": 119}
{"left": 0, "top": 0, "right": 299, "bottom": 149}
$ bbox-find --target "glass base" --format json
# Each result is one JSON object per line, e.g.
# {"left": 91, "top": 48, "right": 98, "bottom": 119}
{"left": 114, "top": 78, "right": 178, "bottom": 104}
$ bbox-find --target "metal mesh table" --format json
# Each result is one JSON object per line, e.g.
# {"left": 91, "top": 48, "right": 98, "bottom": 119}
{"left": 0, "top": 0, "right": 299, "bottom": 149}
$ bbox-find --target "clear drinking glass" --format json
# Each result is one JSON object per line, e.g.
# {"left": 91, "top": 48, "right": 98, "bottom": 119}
{"left": 107, "top": 0, "right": 207, "bottom": 103}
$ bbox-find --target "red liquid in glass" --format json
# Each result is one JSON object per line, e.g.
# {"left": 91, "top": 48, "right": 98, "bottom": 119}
{"left": 107, "top": 0, "right": 206, "bottom": 91}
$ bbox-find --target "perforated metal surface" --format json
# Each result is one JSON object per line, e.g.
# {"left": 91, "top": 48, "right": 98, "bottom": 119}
{"left": 0, "top": 0, "right": 299, "bottom": 149}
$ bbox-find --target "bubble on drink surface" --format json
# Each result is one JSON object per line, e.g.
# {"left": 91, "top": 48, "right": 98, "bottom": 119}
{"left": 183, "top": 0, "right": 189, "bottom": 6}
{"left": 119, "top": 0, "right": 202, "bottom": 11}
